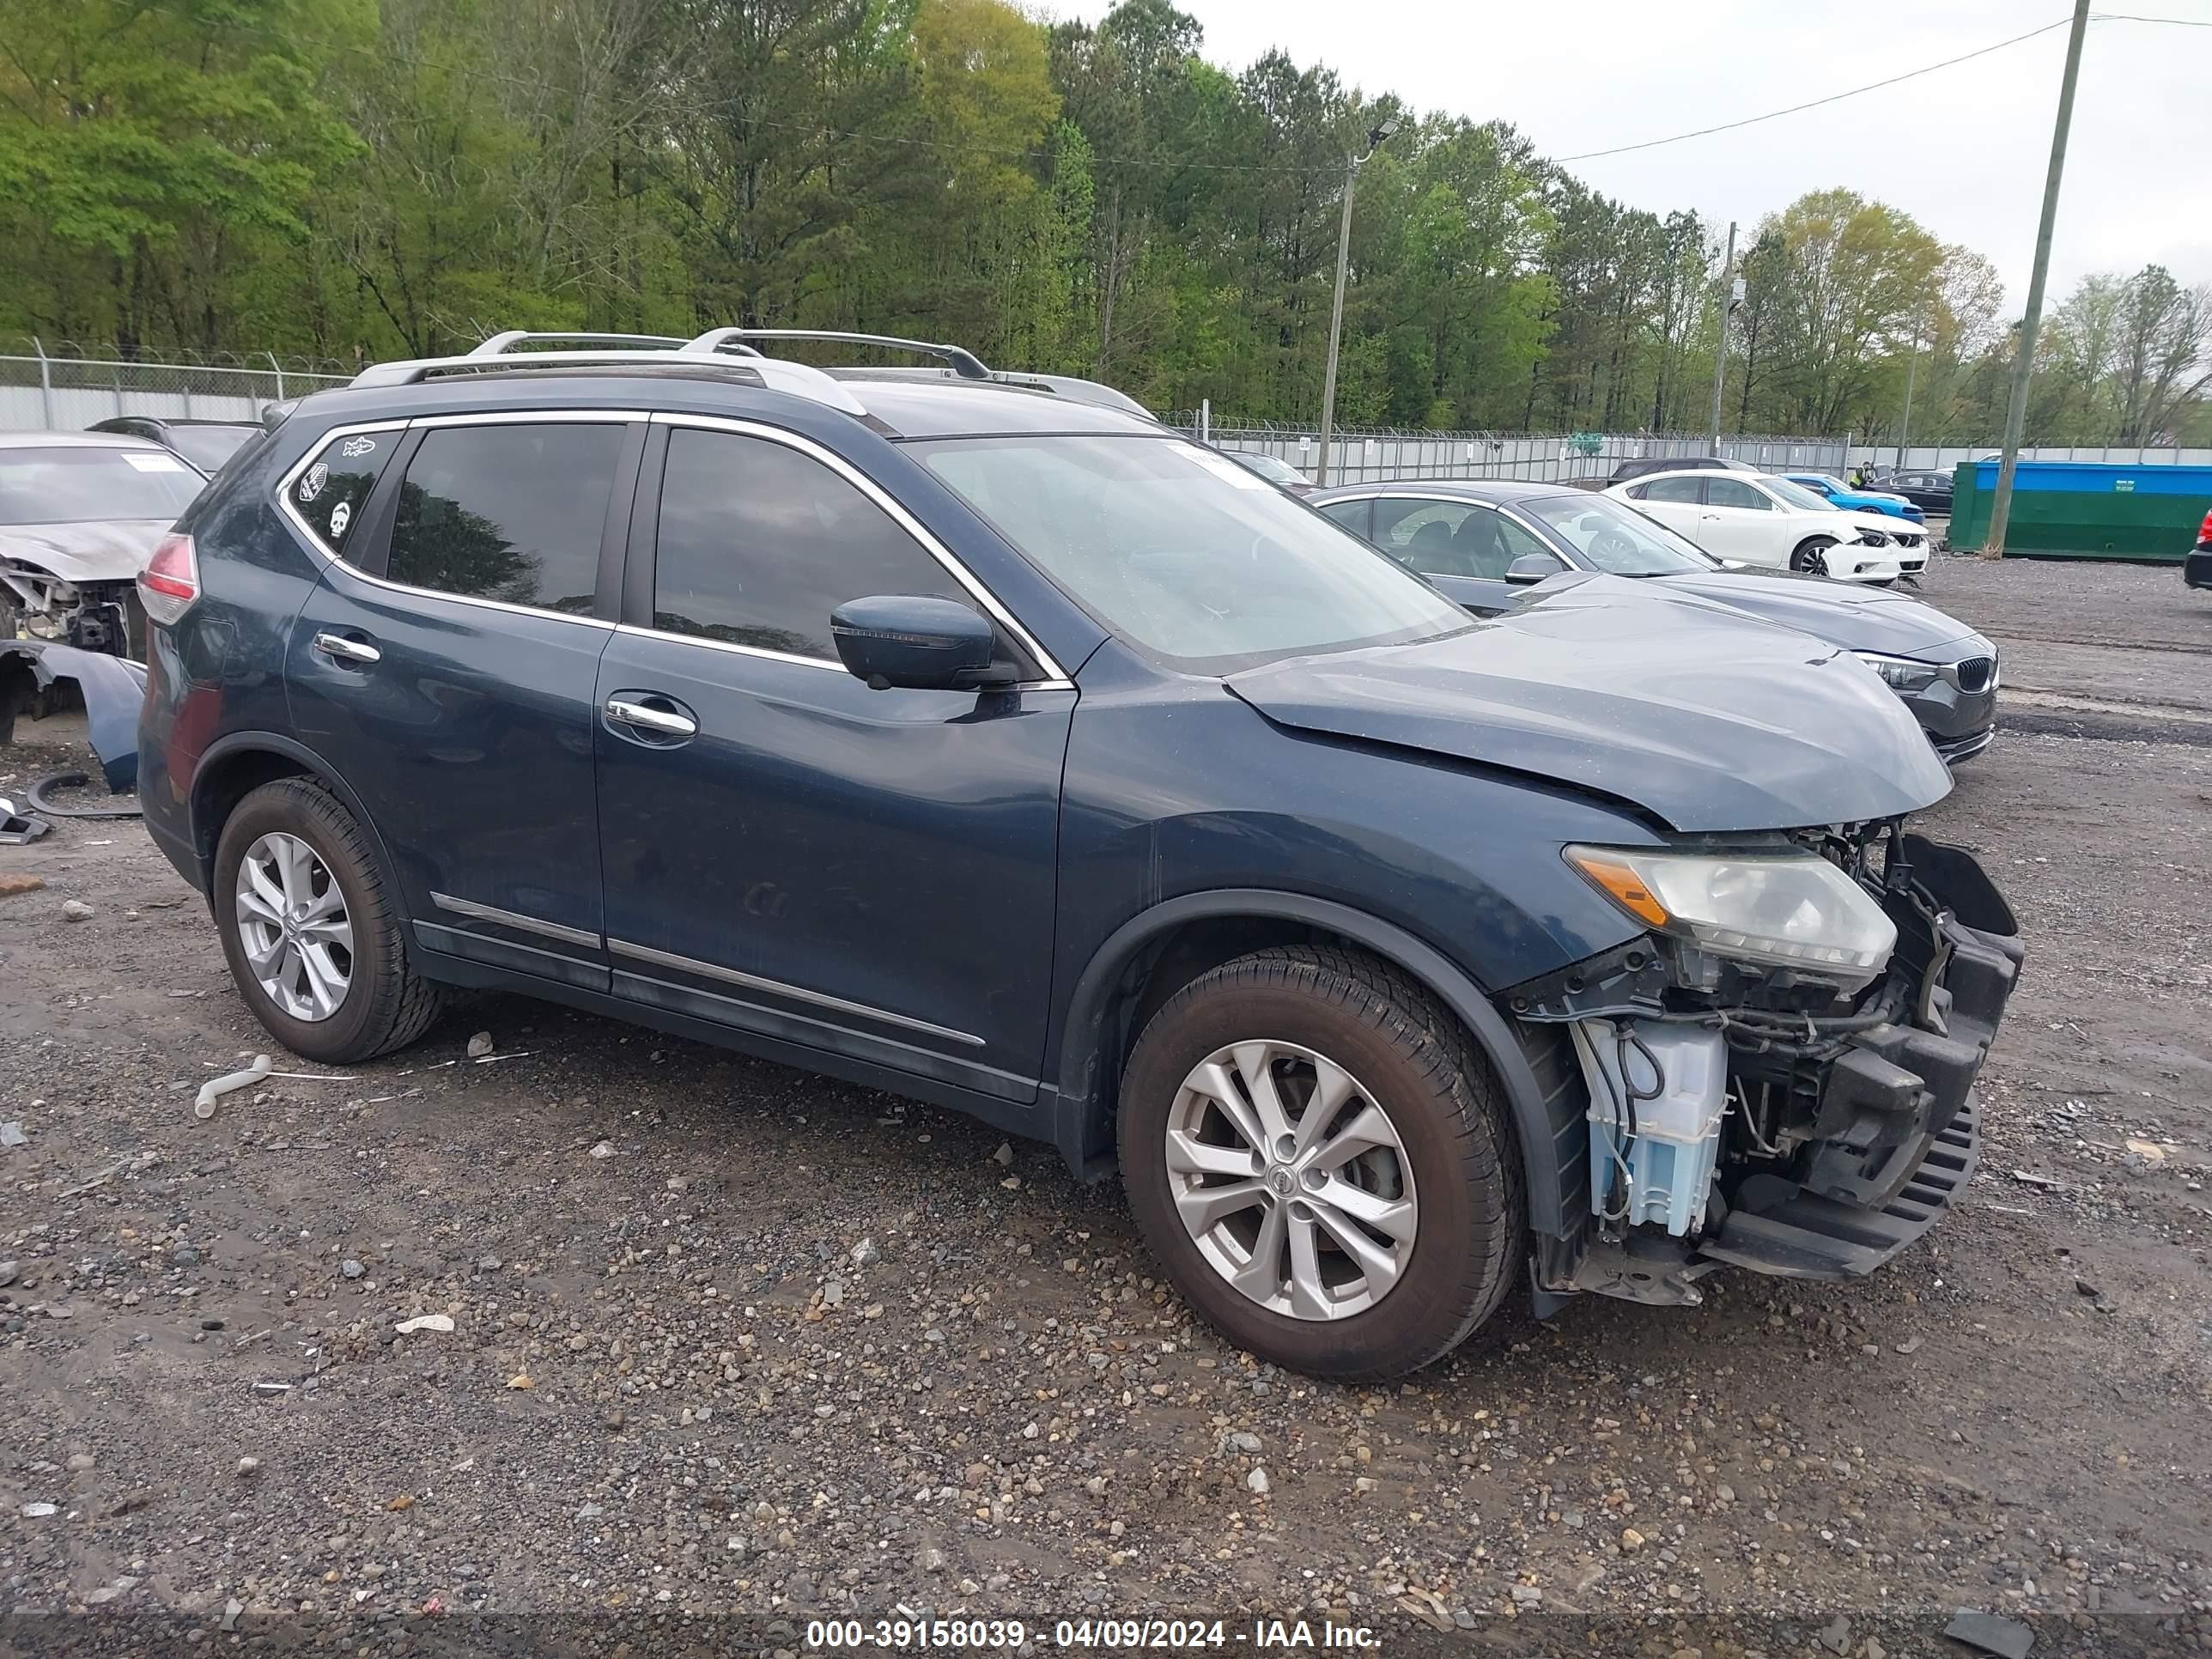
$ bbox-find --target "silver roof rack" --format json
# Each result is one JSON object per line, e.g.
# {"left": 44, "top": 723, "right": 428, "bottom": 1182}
{"left": 468, "top": 331, "right": 697, "bottom": 356}
{"left": 349, "top": 326, "right": 1010, "bottom": 413}
{"left": 690, "top": 329, "right": 991, "bottom": 381}
{"left": 349, "top": 330, "right": 868, "bottom": 416}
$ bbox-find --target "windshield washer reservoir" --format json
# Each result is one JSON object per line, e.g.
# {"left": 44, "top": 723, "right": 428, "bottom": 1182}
{"left": 1572, "top": 1019, "right": 1729, "bottom": 1237}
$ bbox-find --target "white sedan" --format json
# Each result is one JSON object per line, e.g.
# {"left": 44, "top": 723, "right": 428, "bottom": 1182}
{"left": 1604, "top": 468, "right": 1911, "bottom": 583}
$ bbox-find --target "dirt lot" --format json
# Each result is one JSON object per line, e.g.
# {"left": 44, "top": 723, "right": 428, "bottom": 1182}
{"left": 3, "top": 557, "right": 2209, "bottom": 1658}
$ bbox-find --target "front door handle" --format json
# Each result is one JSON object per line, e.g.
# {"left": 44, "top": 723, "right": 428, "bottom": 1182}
{"left": 313, "top": 631, "right": 380, "bottom": 665}
{"left": 605, "top": 696, "right": 698, "bottom": 738}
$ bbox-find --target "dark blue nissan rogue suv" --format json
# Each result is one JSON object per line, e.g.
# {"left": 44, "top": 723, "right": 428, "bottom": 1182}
{"left": 137, "top": 330, "right": 2021, "bottom": 1378}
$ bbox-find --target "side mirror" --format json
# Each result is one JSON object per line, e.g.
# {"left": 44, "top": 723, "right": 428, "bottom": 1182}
{"left": 830, "top": 595, "right": 1005, "bottom": 691}
{"left": 1504, "top": 552, "right": 1565, "bottom": 586}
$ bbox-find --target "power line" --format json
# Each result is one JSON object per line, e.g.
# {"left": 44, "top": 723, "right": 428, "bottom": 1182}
{"left": 1554, "top": 16, "right": 2081, "bottom": 162}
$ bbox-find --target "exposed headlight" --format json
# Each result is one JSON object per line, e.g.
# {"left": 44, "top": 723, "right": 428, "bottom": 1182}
{"left": 1565, "top": 845, "right": 1898, "bottom": 990}
{"left": 1855, "top": 528, "right": 1892, "bottom": 547}
{"left": 1852, "top": 650, "right": 1942, "bottom": 692}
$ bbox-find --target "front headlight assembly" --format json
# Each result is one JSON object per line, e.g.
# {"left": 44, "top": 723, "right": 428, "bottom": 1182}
{"left": 1851, "top": 650, "right": 1942, "bottom": 693}
{"left": 1565, "top": 845, "right": 1899, "bottom": 991}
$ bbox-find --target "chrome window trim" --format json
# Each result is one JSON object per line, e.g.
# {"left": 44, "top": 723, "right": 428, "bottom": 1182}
{"left": 607, "top": 622, "right": 1076, "bottom": 692}
{"left": 429, "top": 890, "right": 602, "bottom": 951}
{"left": 607, "top": 938, "right": 985, "bottom": 1048}
{"left": 273, "top": 411, "right": 645, "bottom": 631}
{"left": 648, "top": 411, "right": 1068, "bottom": 682}
{"left": 611, "top": 623, "right": 843, "bottom": 674}
{"left": 1492, "top": 507, "right": 1594, "bottom": 569}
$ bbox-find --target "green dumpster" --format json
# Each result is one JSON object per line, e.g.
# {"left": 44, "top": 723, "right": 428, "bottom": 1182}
{"left": 1951, "top": 459, "right": 2212, "bottom": 562}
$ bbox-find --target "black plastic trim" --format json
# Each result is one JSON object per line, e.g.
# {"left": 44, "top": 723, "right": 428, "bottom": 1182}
{"left": 1052, "top": 889, "right": 1574, "bottom": 1233}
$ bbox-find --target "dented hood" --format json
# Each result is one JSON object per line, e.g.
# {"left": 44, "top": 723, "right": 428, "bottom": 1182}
{"left": 1225, "top": 574, "right": 1954, "bottom": 833}
{"left": 0, "top": 520, "right": 169, "bottom": 585}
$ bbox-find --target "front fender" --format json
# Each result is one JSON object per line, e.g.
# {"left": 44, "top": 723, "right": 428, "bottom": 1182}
{"left": 1052, "top": 889, "right": 1585, "bottom": 1238}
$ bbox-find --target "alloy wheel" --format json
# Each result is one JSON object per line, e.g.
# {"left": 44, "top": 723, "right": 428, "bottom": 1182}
{"left": 234, "top": 831, "right": 354, "bottom": 1022}
{"left": 1164, "top": 1039, "right": 1419, "bottom": 1320}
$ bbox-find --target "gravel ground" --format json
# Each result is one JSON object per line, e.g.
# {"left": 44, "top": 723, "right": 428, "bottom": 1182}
{"left": 3, "top": 560, "right": 2209, "bottom": 1657}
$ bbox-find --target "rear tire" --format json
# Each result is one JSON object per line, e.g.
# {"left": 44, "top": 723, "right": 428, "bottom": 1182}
{"left": 213, "top": 778, "right": 445, "bottom": 1064}
{"left": 1118, "top": 945, "right": 1524, "bottom": 1381}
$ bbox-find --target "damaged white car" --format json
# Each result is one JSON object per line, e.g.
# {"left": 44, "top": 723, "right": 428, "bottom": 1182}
{"left": 0, "top": 431, "right": 209, "bottom": 654}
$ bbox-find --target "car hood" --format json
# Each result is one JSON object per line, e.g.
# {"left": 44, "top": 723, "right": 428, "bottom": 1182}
{"left": 0, "top": 520, "right": 169, "bottom": 584}
{"left": 1646, "top": 567, "right": 1980, "bottom": 657}
{"left": 1844, "top": 511, "right": 1914, "bottom": 539}
{"left": 1224, "top": 574, "right": 1953, "bottom": 834}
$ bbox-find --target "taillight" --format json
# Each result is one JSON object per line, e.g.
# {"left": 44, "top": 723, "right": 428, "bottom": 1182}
{"left": 2199, "top": 508, "right": 2212, "bottom": 547}
{"left": 138, "top": 532, "right": 199, "bottom": 625}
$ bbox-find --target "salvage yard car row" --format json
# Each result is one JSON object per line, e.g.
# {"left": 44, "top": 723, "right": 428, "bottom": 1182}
{"left": 71, "top": 326, "right": 2021, "bottom": 1382}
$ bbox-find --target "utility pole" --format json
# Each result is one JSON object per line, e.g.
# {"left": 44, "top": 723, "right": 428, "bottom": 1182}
{"left": 1316, "top": 118, "right": 1399, "bottom": 488}
{"left": 1708, "top": 221, "right": 1737, "bottom": 456}
{"left": 1894, "top": 327, "right": 1920, "bottom": 473}
{"left": 1984, "top": 0, "right": 2092, "bottom": 557}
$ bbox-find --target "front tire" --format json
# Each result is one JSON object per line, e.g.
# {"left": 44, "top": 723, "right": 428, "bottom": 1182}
{"left": 213, "top": 778, "right": 445, "bottom": 1064}
{"left": 1790, "top": 536, "right": 1837, "bottom": 575}
{"left": 1119, "top": 945, "right": 1524, "bottom": 1380}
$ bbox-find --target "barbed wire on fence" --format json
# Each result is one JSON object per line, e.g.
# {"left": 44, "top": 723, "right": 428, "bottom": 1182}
{"left": 0, "top": 335, "right": 356, "bottom": 377}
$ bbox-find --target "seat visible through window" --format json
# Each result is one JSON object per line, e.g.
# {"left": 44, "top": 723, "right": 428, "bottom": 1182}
{"left": 1449, "top": 513, "right": 1510, "bottom": 579}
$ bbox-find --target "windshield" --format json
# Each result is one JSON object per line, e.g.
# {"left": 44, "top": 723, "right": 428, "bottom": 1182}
{"left": 167, "top": 426, "right": 257, "bottom": 472}
{"left": 1229, "top": 451, "right": 1307, "bottom": 486}
{"left": 913, "top": 435, "right": 1472, "bottom": 671}
{"left": 0, "top": 446, "right": 204, "bottom": 526}
{"left": 1516, "top": 492, "right": 1716, "bottom": 575}
{"left": 1763, "top": 476, "right": 1840, "bottom": 513}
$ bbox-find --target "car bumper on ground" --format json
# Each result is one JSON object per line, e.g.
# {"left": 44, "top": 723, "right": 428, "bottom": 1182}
{"left": 2186, "top": 545, "right": 2212, "bottom": 589}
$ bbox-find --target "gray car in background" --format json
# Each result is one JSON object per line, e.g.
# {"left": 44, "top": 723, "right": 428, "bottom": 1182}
{"left": 0, "top": 431, "right": 209, "bottom": 654}
{"left": 1312, "top": 479, "right": 1999, "bottom": 764}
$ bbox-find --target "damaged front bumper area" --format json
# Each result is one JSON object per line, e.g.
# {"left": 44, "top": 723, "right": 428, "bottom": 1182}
{"left": 1513, "top": 833, "right": 2022, "bottom": 1308}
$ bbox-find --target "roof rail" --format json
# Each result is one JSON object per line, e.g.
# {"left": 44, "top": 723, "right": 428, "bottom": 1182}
{"left": 469, "top": 331, "right": 693, "bottom": 357}
{"left": 348, "top": 335, "right": 867, "bottom": 416}
{"left": 690, "top": 329, "right": 991, "bottom": 381}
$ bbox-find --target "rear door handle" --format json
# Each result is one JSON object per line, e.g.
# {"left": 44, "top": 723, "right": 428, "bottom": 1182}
{"left": 313, "top": 631, "right": 380, "bottom": 665}
{"left": 605, "top": 696, "right": 698, "bottom": 738}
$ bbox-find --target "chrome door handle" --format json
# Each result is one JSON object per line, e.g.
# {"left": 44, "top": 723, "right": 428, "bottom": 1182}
{"left": 313, "top": 631, "right": 380, "bottom": 665}
{"left": 605, "top": 696, "right": 697, "bottom": 738}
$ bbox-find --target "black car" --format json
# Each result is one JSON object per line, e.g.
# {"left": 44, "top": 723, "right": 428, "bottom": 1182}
{"left": 88, "top": 416, "right": 264, "bottom": 474}
{"left": 136, "top": 327, "right": 2019, "bottom": 1379}
{"left": 2187, "top": 507, "right": 2212, "bottom": 591}
{"left": 1606, "top": 453, "right": 1759, "bottom": 486}
{"left": 1313, "top": 480, "right": 1999, "bottom": 764}
{"left": 1880, "top": 469, "right": 1954, "bottom": 515}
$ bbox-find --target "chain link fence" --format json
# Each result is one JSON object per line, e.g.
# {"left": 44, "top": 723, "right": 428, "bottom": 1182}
{"left": 1162, "top": 415, "right": 1850, "bottom": 487}
{"left": 0, "top": 337, "right": 354, "bottom": 432}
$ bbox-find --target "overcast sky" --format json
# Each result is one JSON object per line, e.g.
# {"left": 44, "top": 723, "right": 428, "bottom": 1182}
{"left": 1047, "top": 0, "right": 2212, "bottom": 308}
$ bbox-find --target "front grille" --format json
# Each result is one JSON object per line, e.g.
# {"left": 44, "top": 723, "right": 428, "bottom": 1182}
{"left": 1954, "top": 656, "right": 1995, "bottom": 693}
{"left": 1895, "top": 532, "right": 1923, "bottom": 549}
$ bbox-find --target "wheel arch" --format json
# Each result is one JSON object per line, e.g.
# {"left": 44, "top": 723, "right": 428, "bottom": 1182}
{"left": 1051, "top": 890, "right": 1576, "bottom": 1237}
{"left": 189, "top": 732, "right": 404, "bottom": 915}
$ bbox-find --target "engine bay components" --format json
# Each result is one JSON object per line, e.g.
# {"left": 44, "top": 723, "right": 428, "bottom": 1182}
{"left": 1573, "top": 1019, "right": 1729, "bottom": 1237}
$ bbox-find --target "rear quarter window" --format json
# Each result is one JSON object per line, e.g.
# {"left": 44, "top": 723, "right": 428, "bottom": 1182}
{"left": 289, "top": 429, "right": 398, "bottom": 556}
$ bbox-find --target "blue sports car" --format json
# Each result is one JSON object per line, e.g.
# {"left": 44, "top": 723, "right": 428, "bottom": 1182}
{"left": 1782, "top": 472, "right": 1926, "bottom": 526}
